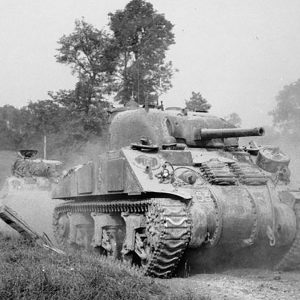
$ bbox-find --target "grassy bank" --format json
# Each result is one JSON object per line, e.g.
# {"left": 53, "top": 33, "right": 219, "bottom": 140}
{"left": 0, "top": 235, "right": 203, "bottom": 300}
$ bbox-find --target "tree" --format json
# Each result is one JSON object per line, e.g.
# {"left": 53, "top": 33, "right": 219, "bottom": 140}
{"left": 56, "top": 19, "right": 117, "bottom": 85}
{"left": 20, "top": 100, "right": 66, "bottom": 148}
{"left": 56, "top": 19, "right": 118, "bottom": 113}
{"left": 0, "top": 105, "right": 24, "bottom": 150}
{"left": 185, "top": 92, "right": 211, "bottom": 112}
{"left": 49, "top": 1, "right": 177, "bottom": 148}
{"left": 109, "top": 0, "right": 176, "bottom": 104}
{"left": 270, "top": 79, "right": 300, "bottom": 135}
{"left": 55, "top": 19, "right": 116, "bottom": 137}
{"left": 0, "top": 105, "right": 23, "bottom": 133}
{"left": 48, "top": 88, "right": 109, "bottom": 136}
{"left": 224, "top": 112, "right": 242, "bottom": 127}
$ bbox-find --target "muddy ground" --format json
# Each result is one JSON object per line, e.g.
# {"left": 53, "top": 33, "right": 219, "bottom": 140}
{"left": 165, "top": 268, "right": 300, "bottom": 300}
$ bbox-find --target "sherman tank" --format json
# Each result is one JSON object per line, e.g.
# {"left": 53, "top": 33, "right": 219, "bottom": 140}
{"left": 52, "top": 106, "right": 300, "bottom": 278}
{"left": 0, "top": 150, "right": 63, "bottom": 239}
{"left": 1, "top": 149, "right": 62, "bottom": 194}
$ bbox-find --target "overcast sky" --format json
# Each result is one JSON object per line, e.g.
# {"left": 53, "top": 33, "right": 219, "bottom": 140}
{"left": 1, "top": 0, "right": 300, "bottom": 127}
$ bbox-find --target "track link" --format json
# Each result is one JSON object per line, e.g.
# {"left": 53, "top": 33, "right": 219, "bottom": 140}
{"left": 53, "top": 198, "right": 191, "bottom": 278}
{"left": 144, "top": 198, "right": 191, "bottom": 277}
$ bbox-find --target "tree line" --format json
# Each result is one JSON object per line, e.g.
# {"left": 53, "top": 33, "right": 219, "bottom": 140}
{"left": 0, "top": 0, "right": 176, "bottom": 156}
{"left": 1, "top": 0, "right": 299, "bottom": 157}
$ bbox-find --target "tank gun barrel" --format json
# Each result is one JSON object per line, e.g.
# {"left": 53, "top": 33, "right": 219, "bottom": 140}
{"left": 195, "top": 127, "right": 265, "bottom": 140}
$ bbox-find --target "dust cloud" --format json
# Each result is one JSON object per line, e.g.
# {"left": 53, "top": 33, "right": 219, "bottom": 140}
{"left": 0, "top": 190, "right": 64, "bottom": 243}
{"left": 54, "top": 137, "right": 108, "bottom": 170}
{"left": 280, "top": 142, "right": 300, "bottom": 186}
{"left": 0, "top": 139, "right": 107, "bottom": 245}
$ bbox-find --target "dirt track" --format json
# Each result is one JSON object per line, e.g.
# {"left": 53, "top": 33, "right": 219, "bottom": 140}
{"left": 165, "top": 268, "right": 300, "bottom": 300}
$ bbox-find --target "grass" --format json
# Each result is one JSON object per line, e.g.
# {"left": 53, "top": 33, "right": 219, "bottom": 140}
{"left": 0, "top": 150, "right": 200, "bottom": 299}
{"left": 0, "top": 235, "right": 201, "bottom": 300}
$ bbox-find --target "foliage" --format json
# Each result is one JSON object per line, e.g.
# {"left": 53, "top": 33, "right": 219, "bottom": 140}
{"left": 21, "top": 100, "right": 64, "bottom": 136}
{"left": 0, "top": 105, "right": 24, "bottom": 150}
{"left": 224, "top": 112, "right": 242, "bottom": 127}
{"left": 0, "top": 105, "right": 23, "bottom": 131}
{"left": 270, "top": 78, "right": 300, "bottom": 136}
{"left": 55, "top": 19, "right": 118, "bottom": 139}
{"left": 185, "top": 92, "right": 211, "bottom": 112}
{"left": 0, "top": 236, "right": 199, "bottom": 300}
{"left": 0, "top": 100, "right": 108, "bottom": 155}
{"left": 49, "top": 87, "right": 109, "bottom": 136}
{"left": 0, "top": 1, "right": 178, "bottom": 154}
{"left": 109, "top": 0, "right": 176, "bottom": 104}
{"left": 56, "top": 19, "right": 117, "bottom": 86}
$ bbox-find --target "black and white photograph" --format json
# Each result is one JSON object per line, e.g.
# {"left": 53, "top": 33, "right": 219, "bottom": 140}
{"left": 0, "top": 1, "right": 300, "bottom": 299}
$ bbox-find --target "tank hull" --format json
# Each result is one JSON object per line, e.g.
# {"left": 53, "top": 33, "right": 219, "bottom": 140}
{"left": 51, "top": 143, "right": 300, "bottom": 277}
{"left": 47, "top": 108, "right": 300, "bottom": 277}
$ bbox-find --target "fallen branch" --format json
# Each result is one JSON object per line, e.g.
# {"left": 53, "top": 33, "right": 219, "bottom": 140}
{"left": 0, "top": 204, "right": 65, "bottom": 255}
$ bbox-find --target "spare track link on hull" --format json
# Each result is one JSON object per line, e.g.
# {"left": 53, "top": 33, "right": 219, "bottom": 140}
{"left": 276, "top": 202, "right": 300, "bottom": 270}
{"left": 52, "top": 198, "right": 191, "bottom": 278}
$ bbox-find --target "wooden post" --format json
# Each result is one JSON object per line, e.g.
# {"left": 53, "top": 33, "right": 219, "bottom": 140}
{"left": 43, "top": 135, "right": 47, "bottom": 159}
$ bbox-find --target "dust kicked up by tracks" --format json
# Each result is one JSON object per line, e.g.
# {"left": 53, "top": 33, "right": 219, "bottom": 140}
{"left": 165, "top": 268, "right": 300, "bottom": 300}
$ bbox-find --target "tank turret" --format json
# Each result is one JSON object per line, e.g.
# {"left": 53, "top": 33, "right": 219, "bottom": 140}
{"left": 51, "top": 106, "right": 300, "bottom": 278}
{"left": 109, "top": 108, "right": 264, "bottom": 148}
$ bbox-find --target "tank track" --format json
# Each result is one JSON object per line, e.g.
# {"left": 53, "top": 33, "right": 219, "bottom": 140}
{"left": 53, "top": 198, "right": 191, "bottom": 278}
{"left": 275, "top": 201, "right": 300, "bottom": 270}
